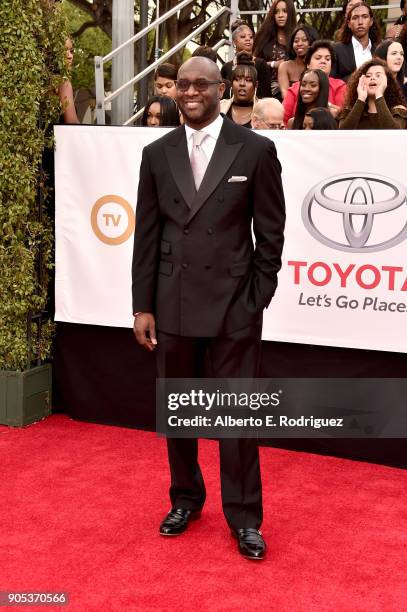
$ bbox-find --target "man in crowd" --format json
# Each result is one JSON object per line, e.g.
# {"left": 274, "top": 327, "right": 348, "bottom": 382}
{"left": 132, "top": 57, "right": 285, "bottom": 560}
{"left": 332, "top": 1, "right": 380, "bottom": 81}
{"left": 251, "top": 97, "right": 285, "bottom": 129}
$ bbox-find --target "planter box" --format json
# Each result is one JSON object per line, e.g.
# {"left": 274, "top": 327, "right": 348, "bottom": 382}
{"left": 0, "top": 364, "right": 52, "bottom": 427}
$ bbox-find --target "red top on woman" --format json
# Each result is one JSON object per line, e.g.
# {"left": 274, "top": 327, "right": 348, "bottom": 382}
{"left": 283, "top": 76, "right": 346, "bottom": 125}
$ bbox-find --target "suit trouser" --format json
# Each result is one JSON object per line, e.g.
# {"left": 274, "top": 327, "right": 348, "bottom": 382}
{"left": 156, "top": 324, "right": 263, "bottom": 530}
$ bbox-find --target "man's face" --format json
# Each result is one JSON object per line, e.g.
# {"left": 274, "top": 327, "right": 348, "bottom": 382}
{"left": 347, "top": 6, "right": 373, "bottom": 40}
{"left": 176, "top": 60, "right": 224, "bottom": 129}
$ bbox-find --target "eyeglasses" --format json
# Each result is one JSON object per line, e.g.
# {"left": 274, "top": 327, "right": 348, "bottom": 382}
{"left": 255, "top": 117, "right": 285, "bottom": 129}
{"left": 176, "top": 79, "right": 222, "bottom": 92}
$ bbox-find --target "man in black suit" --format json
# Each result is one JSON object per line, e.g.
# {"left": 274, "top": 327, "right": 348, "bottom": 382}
{"left": 332, "top": 2, "right": 380, "bottom": 81}
{"left": 132, "top": 57, "right": 285, "bottom": 560}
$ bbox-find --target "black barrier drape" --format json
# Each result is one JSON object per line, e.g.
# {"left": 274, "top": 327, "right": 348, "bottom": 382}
{"left": 53, "top": 323, "right": 407, "bottom": 468}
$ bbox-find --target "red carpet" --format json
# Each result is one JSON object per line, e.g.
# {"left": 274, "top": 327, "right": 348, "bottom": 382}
{"left": 1, "top": 414, "right": 406, "bottom": 611}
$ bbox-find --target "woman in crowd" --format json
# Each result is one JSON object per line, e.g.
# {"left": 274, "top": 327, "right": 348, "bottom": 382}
{"left": 141, "top": 96, "right": 180, "bottom": 127}
{"left": 58, "top": 38, "right": 79, "bottom": 124}
{"left": 222, "top": 21, "right": 271, "bottom": 98}
{"left": 339, "top": 58, "right": 407, "bottom": 128}
{"left": 375, "top": 39, "right": 407, "bottom": 100}
{"left": 288, "top": 68, "right": 329, "bottom": 128}
{"left": 283, "top": 40, "right": 346, "bottom": 124}
{"left": 153, "top": 63, "right": 177, "bottom": 100}
{"left": 253, "top": 0, "right": 297, "bottom": 99}
{"left": 220, "top": 55, "right": 258, "bottom": 127}
{"left": 278, "top": 24, "right": 317, "bottom": 98}
{"left": 303, "top": 107, "right": 338, "bottom": 129}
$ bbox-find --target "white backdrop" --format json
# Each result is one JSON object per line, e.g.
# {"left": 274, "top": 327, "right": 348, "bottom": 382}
{"left": 54, "top": 126, "right": 407, "bottom": 353}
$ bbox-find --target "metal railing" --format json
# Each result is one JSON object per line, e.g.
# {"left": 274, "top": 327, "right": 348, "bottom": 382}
{"left": 95, "top": 0, "right": 239, "bottom": 125}
{"left": 121, "top": 36, "right": 232, "bottom": 127}
{"left": 241, "top": 3, "right": 400, "bottom": 15}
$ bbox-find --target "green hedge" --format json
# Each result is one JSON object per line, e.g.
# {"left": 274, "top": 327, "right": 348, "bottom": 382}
{"left": 0, "top": 1, "right": 67, "bottom": 370}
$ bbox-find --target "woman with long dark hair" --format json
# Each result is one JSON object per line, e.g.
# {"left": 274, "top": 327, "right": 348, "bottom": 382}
{"left": 278, "top": 25, "right": 318, "bottom": 98}
{"left": 374, "top": 39, "right": 407, "bottom": 101}
{"left": 141, "top": 96, "right": 180, "bottom": 127}
{"left": 221, "top": 21, "right": 271, "bottom": 98}
{"left": 375, "top": 40, "right": 405, "bottom": 86}
{"left": 288, "top": 68, "right": 329, "bottom": 129}
{"left": 339, "top": 58, "right": 407, "bottom": 128}
{"left": 303, "top": 107, "right": 338, "bottom": 129}
{"left": 253, "top": 0, "right": 297, "bottom": 98}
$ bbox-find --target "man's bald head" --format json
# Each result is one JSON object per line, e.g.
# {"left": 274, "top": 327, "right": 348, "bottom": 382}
{"left": 176, "top": 56, "right": 225, "bottom": 129}
{"left": 251, "top": 98, "right": 285, "bottom": 129}
{"left": 178, "top": 56, "right": 221, "bottom": 81}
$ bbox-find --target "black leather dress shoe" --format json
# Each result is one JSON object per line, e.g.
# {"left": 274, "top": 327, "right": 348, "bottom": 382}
{"left": 231, "top": 528, "right": 266, "bottom": 560}
{"left": 159, "top": 508, "right": 202, "bottom": 536}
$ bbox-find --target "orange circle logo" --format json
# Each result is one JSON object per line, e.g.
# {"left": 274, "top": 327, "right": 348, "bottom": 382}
{"left": 91, "top": 195, "right": 135, "bottom": 245}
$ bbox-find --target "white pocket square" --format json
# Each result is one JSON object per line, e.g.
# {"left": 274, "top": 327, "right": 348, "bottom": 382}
{"left": 228, "top": 176, "right": 247, "bottom": 183}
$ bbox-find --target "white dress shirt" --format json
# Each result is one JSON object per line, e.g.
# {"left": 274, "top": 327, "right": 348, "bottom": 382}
{"left": 185, "top": 114, "right": 224, "bottom": 164}
{"left": 352, "top": 36, "right": 372, "bottom": 68}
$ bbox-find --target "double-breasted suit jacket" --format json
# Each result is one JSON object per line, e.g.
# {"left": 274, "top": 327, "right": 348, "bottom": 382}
{"left": 132, "top": 117, "right": 285, "bottom": 337}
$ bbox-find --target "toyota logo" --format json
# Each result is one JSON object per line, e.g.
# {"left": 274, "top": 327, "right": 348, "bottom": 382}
{"left": 302, "top": 173, "right": 407, "bottom": 252}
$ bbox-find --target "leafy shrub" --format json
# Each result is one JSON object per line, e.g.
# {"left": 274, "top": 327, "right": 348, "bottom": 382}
{"left": 0, "top": 0, "right": 66, "bottom": 370}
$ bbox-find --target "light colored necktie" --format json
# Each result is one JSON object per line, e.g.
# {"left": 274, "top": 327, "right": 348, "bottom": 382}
{"left": 190, "top": 131, "right": 209, "bottom": 191}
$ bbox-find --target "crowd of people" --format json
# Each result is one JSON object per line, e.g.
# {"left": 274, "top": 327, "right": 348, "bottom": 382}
{"left": 134, "top": 0, "right": 407, "bottom": 131}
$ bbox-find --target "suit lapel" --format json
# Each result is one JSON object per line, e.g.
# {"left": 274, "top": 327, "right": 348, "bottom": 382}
{"left": 347, "top": 44, "right": 356, "bottom": 73}
{"left": 164, "top": 126, "right": 196, "bottom": 209}
{"left": 187, "top": 121, "right": 243, "bottom": 224}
